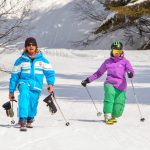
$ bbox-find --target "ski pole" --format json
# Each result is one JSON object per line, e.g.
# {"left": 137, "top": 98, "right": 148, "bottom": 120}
{"left": 53, "top": 95, "right": 70, "bottom": 126}
{"left": 10, "top": 98, "right": 17, "bottom": 124}
{"left": 130, "top": 79, "right": 145, "bottom": 122}
{"left": 48, "top": 89, "right": 70, "bottom": 126}
{"left": 10, "top": 100, "right": 15, "bottom": 124}
{"left": 85, "top": 86, "right": 102, "bottom": 117}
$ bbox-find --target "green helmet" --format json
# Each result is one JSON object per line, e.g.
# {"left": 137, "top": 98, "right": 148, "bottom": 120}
{"left": 111, "top": 41, "right": 123, "bottom": 50}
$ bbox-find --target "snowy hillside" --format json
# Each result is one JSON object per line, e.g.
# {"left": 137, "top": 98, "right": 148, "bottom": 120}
{"left": 23, "top": 0, "right": 97, "bottom": 49}
{"left": 0, "top": 49, "right": 150, "bottom": 150}
{"left": 3, "top": 0, "right": 150, "bottom": 50}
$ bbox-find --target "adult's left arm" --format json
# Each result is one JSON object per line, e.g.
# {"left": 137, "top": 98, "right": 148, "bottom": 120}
{"left": 43, "top": 59, "right": 55, "bottom": 86}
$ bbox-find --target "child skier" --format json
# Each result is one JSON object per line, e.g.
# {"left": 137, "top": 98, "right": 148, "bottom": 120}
{"left": 9, "top": 37, "right": 55, "bottom": 131}
{"left": 81, "top": 41, "right": 134, "bottom": 125}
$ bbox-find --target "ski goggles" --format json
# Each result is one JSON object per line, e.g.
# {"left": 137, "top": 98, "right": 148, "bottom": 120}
{"left": 27, "top": 43, "right": 37, "bottom": 47}
{"left": 112, "top": 49, "right": 122, "bottom": 55}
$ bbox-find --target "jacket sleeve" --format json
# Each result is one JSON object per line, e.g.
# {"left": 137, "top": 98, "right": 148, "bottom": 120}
{"left": 43, "top": 59, "right": 55, "bottom": 85}
{"left": 125, "top": 59, "right": 135, "bottom": 76}
{"left": 9, "top": 60, "right": 21, "bottom": 93}
{"left": 88, "top": 60, "right": 107, "bottom": 82}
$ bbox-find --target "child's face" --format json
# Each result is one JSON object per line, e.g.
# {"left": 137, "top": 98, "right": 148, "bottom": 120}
{"left": 112, "top": 49, "right": 122, "bottom": 58}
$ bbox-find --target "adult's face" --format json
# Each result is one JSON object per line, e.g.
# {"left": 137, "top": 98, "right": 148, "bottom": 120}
{"left": 26, "top": 43, "right": 37, "bottom": 56}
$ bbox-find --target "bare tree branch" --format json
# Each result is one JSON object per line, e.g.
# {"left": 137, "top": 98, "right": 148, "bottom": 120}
{"left": 0, "top": 0, "right": 34, "bottom": 47}
{"left": 74, "top": 0, "right": 108, "bottom": 22}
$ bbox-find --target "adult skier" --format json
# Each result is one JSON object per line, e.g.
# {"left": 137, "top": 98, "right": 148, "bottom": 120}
{"left": 81, "top": 41, "right": 134, "bottom": 125}
{"left": 9, "top": 37, "right": 55, "bottom": 131}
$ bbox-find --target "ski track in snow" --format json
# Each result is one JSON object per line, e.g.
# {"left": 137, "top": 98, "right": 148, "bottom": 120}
{"left": 0, "top": 49, "right": 150, "bottom": 150}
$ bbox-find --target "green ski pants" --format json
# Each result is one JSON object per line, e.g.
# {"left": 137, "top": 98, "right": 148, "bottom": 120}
{"left": 103, "top": 84, "right": 126, "bottom": 118}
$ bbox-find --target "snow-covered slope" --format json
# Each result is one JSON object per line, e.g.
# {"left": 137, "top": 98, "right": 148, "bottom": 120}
{"left": 0, "top": 49, "right": 150, "bottom": 150}
{"left": 23, "top": 0, "right": 97, "bottom": 49}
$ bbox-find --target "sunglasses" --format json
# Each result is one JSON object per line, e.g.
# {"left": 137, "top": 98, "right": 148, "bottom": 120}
{"left": 27, "top": 43, "right": 37, "bottom": 47}
{"left": 112, "top": 49, "right": 122, "bottom": 54}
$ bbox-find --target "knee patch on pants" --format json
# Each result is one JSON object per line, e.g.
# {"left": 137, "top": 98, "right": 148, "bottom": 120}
{"left": 112, "top": 103, "right": 125, "bottom": 117}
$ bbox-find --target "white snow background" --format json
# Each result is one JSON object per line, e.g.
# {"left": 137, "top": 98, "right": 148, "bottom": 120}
{"left": 0, "top": 49, "right": 150, "bottom": 150}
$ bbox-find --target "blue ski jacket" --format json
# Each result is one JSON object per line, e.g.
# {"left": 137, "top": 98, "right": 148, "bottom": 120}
{"left": 9, "top": 52, "right": 55, "bottom": 93}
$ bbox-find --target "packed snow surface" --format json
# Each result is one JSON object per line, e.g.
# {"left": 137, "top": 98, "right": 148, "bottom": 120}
{"left": 0, "top": 49, "right": 150, "bottom": 150}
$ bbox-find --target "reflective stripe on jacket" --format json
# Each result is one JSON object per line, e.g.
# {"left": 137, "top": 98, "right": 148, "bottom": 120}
{"left": 9, "top": 52, "right": 55, "bottom": 93}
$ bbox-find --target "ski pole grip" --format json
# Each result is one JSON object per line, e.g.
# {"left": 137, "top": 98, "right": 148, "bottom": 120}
{"left": 47, "top": 87, "right": 54, "bottom": 96}
{"left": 12, "top": 99, "right": 17, "bottom": 102}
{"left": 10, "top": 96, "right": 17, "bottom": 102}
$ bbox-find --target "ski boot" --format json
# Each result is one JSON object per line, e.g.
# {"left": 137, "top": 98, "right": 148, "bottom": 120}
{"left": 20, "top": 122, "right": 27, "bottom": 131}
{"left": 105, "top": 119, "right": 114, "bottom": 125}
{"left": 26, "top": 118, "right": 34, "bottom": 128}
{"left": 104, "top": 113, "right": 114, "bottom": 125}
{"left": 110, "top": 117, "right": 117, "bottom": 123}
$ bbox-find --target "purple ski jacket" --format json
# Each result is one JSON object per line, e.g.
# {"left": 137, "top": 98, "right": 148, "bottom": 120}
{"left": 87, "top": 56, "right": 134, "bottom": 91}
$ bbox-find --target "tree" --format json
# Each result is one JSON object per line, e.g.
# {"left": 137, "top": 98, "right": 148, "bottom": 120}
{"left": 0, "top": 0, "right": 34, "bottom": 48}
{"left": 73, "top": 0, "right": 150, "bottom": 49}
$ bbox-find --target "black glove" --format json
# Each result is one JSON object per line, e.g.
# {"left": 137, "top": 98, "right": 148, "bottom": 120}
{"left": 128, "top": 72, "right": 133, "bottom": 78}
{"left": 81, "top": 78, "right": 90, "bottom": 87}
{"left": 43, "top": 94, "right": 57, "bottom": 114}
{"left": 2, "top": 101, "right": 15, "bottom": 117}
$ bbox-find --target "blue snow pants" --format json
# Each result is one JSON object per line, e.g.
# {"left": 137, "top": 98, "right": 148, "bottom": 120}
{"left": 18, "top": 83, "right": 41, "bottom": 122}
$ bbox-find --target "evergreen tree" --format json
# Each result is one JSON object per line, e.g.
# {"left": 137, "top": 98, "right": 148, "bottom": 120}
{"left": 74, "top": 0, "right": 150, "bottom": 49}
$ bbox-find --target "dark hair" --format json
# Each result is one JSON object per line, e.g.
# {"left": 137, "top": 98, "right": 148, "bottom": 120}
{"left": 25, "top": 37, "right": 37, "bottom": 47}
{"left": 24, "top": 37, "right": 39, "bottom": 54}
